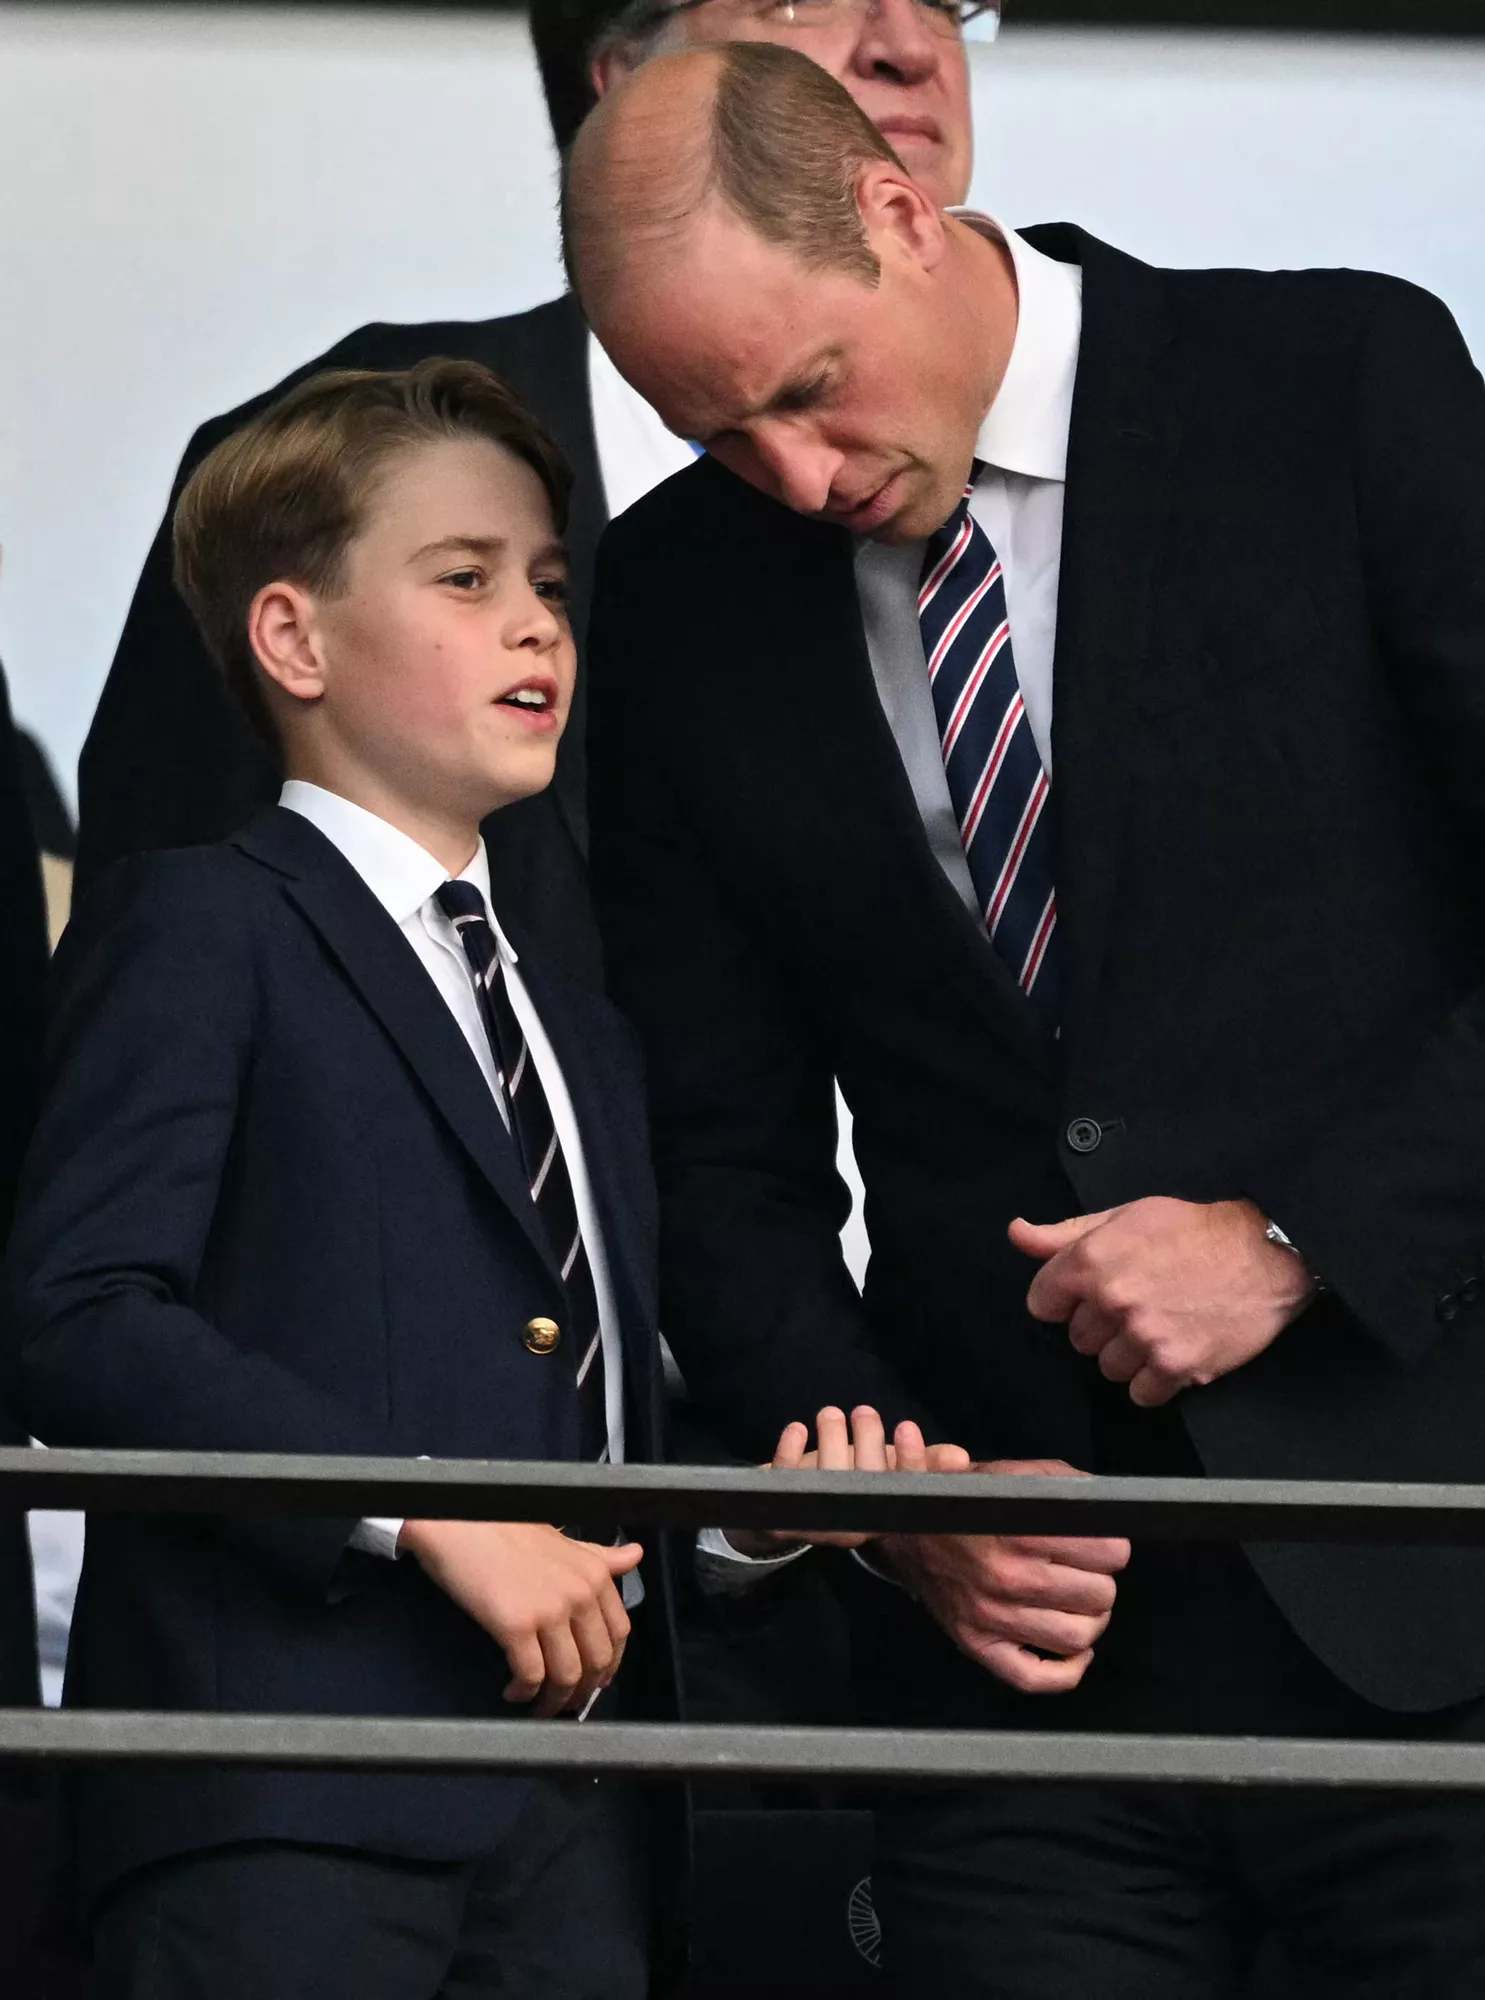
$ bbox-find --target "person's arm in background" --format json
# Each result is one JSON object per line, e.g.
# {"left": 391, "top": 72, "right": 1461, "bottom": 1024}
{"left": 73, "top": 490, "right": 277, "bottom": 895}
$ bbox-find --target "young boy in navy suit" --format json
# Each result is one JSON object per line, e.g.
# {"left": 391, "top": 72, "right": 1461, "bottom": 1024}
{"left": 6, "top": 360, "right": 669, "bottom": 1999}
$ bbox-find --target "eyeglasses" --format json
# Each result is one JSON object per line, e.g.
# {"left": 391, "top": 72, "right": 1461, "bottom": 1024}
{"left": 617, "top": 0, "right": 1001, "bottom": 45}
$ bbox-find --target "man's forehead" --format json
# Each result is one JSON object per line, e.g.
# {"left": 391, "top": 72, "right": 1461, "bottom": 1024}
{"left": 598, "top": 215, "right": 846, "bottom": 424}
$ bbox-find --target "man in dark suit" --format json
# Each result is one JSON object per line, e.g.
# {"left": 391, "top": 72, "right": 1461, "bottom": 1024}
{"left": 75, "top": 0, "right": 985, "bottom": 961}
{"left": 8, "top": 361, "right": 674, "bottom": 1997}
{"left": 0, "top": 654, "right": 44, "bottom": 1723}
{"left": 566, "top": 44, "right": 1485, "bottom": 1997}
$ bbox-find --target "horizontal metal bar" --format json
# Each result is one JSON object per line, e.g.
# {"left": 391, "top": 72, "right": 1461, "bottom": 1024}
{"left": 0, "top": 1710, "right": 1481, "bottom": 1790}
{"left": 6, "top": 1449, "right": 1485, "bottom": 1542}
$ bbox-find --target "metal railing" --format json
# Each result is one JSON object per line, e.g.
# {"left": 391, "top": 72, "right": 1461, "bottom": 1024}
{"left": 3, "top": 1448, "right": 1483, "bottom": 1789}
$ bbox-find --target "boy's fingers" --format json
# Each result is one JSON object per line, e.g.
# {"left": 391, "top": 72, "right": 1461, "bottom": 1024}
{"left": 849, "top": 1405, "right": 888, "bottom": 1470}
{"left": 598, "top": 1540, "right": 645, "bottom": 1575}
{"left": 771, "top": 1421, "right": 809, "bottom": 1470}
{"left": 892, "top": 1421, "right": 927, "bottom": 1472}
{"left": 815, "top": 1406, "right": 853, "bottom": 1469}
{"left": 533, "top": 1623, "right": 584, "bottom": 1719}
{"left": 924, "top": 1443, "right": 972, "bottom": 1473}
{"left": 501, "top": 1631, "right": 546, "bottom": 1706}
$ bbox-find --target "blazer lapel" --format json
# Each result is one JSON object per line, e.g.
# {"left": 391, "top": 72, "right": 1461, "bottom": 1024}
{"left": 233, "top": 809, "right": 562, "bottom": 1283}
{"left": 1024, "top": 225, "right": 1182, "bottom": 1067}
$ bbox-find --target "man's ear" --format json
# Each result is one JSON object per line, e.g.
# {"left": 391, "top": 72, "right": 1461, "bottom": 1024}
{"left": 590, "top": 43, "right": 636, "bottom": 100}
{"left": 247, "top": 580, "right": 327, "bottom": 706}
{"left": 857, "top": 159, "right": 947, "bottom": 274}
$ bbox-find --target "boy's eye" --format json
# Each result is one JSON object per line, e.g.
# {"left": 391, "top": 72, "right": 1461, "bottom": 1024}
{"left": 534, "top": 576, "right": 571, "bottom": 605}
{"left": 441, "top": 568, "right": 485, "bottom": 591}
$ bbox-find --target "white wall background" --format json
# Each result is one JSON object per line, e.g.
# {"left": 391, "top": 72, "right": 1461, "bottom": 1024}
{"left": 1, "top": 6, "right": 1483, "bottom": 801}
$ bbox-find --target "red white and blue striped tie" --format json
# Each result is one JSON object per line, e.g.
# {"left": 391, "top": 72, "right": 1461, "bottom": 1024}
{"left": 919, "top": 466, "right": 1059, "bottom": 1026}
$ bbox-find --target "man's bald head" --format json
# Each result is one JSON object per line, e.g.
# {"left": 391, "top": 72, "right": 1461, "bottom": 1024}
{"left": 562, "top": 42, "right": 903, "bottom": 316}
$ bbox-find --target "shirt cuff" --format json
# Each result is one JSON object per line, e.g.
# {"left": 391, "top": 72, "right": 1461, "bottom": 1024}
{"left": 349, "top": 1517, "right": 404, "bottom": 1561}
{"left": 693, "top": 1524, "right": 811, "bottom": 1596}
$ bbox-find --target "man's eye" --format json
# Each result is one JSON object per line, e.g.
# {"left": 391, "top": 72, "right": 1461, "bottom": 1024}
{"left": 775, "top": 376, "right": 830, "bottom": 415}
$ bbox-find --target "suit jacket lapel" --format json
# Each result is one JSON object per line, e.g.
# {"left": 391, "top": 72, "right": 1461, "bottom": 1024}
{"left": 1024, "top": 225, "right": 1181, "bottom": 1066}
{"left": 234, "top": 809, "right": 562, "bottom": 1283}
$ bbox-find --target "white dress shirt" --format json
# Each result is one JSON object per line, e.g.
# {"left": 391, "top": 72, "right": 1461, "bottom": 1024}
{"left": 588, "top": 332, "right": 700, "bottom": 519}
{"left": 279, "top": 782, "right": 631, "bottom": 1580}
{"left": 856, "top": 213, "right": 1083, "bottom": 915}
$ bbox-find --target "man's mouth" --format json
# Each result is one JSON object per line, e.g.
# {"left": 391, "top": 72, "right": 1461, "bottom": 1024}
{"left": 829, "top": 475, "right": 902, "bottom": 535}
{"left": 876, "top": 115, "right": 944, "bottom": 153}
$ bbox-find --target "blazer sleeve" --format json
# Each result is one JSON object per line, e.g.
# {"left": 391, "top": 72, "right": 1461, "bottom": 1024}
{"left": 5, "top": 855, "right": 402, "bottom": 1597}
{"left": 587, "top": 536, "right": 939, "bottom": 1459}
{"left": 1250, "top": 279, "right": 1485, "bottom": 1368}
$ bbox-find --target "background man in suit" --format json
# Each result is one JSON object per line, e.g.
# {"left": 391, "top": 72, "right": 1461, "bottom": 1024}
{"left": 8, "top": 361, "right": 672, "bottom": 1998}
{"left": 567, "top": 43, "right": 1485, "bottom": 1997}
{"left": 75, "top": 0, "right": 988, "bottom": 937}
{"left": 0, "top": 656, "right": 46, "bottom": 1986}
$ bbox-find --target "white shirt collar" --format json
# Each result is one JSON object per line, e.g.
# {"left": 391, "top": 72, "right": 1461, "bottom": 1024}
{"left": 279, "top": 779, "right": 513, "bottom": 956}
{"left": 948, "top": 211, "right": 1083, "bottom": 485}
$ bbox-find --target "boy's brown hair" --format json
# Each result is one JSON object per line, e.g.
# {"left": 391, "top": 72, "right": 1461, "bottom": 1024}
{"left": 172, "top": 358, "right": 573, "bottom": 755}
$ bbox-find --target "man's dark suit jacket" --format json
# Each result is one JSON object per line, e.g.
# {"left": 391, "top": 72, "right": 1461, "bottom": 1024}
{"left": 76, "top": 295, "right": 605, "bottom": 983}
{"left": 0, "top": 663, "right": 44, "bottom": 1715}
{"left": 5, "top": 805, "right": 672, "bottom": 1903}
{"left": 586, "top": 225, "right": 1485, "bottom": 1719}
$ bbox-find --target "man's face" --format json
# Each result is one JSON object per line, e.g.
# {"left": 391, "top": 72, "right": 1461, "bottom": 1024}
{"left": 301, "top": 437, "right": 576, "bottom": 818}
{"left": 597, "top": 0, "right": 975, "bottom": 211}
{"left": 596, "top": 199, "right": 987, "bottom": 544}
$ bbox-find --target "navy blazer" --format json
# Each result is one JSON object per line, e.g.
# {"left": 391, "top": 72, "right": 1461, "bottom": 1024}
{"left": 6, "top": 805, "right": 671, "bottom": 1901}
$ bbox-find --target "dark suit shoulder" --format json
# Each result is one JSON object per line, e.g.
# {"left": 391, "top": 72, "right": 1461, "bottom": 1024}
{"left": 59, "top": 841, "right": 274, "bottom": 993}
{"left": 180, "top": 293, "right": 585, "bottom": 484}
{"left": 1162, "top": 260, "right": 1463, "bottom": 356}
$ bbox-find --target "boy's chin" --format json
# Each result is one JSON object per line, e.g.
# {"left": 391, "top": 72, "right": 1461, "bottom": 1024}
{"left": 483, "top": 752, "right": 560, "bottom": 813}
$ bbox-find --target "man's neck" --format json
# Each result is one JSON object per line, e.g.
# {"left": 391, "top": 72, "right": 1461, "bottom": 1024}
{"left": 951, "top": 215, "right": 1022, "bottom": 434}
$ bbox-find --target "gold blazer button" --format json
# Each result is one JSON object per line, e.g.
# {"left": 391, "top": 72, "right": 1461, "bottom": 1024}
{"left": 524, "top": 1317, "right": 561, "bottom": 1355}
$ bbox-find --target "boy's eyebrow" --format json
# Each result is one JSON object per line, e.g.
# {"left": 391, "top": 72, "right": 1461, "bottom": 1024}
{"left": 409, "top": 534, "right": 508, "bottom": 565}
{"left": 409, "top": 535, "right": 569, "bottom": 569}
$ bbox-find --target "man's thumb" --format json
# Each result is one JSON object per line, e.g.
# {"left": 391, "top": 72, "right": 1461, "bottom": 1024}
{"left": 1009, "top": 1210, "right": 1115, "bottom": 1259}
{"left": 602, "top": 1540, "right": 645, "bottom": 1574}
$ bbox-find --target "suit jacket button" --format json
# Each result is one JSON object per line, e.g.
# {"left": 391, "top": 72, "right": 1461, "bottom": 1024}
{"left": 524, "top": 1317, "right": 561, "bottom": 1355}
{"left": 1066, "top": 1118, "right": 1103, "bottom": 1156}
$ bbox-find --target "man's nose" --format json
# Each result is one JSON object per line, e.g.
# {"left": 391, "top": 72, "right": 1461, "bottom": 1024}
{"left": 759, "top": 433, "right": 843, "bottom": 517}
{"left": 850, "top": 0, "right": 942, "bottom": 87}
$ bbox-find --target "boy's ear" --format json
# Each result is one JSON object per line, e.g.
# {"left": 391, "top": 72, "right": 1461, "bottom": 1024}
{"left": 248, "top": 580, "right": 327, "bottom": 705}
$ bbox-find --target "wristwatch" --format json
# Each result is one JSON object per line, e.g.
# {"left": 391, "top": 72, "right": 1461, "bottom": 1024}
{"left": 1264, "top": 1218, "right": 1325, "bottom": 1293}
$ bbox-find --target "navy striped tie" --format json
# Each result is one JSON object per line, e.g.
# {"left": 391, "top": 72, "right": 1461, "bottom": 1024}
{"left": 436, "top": 880, "right": 609, "bottom": 1463}
{"left": 919, "top": 466, "right": 1059, "bottom": 1025}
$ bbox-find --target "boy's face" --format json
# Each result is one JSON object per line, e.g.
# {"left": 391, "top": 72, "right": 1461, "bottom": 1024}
{"left": 287, "top": 435, "right": 575, "bottom": 823}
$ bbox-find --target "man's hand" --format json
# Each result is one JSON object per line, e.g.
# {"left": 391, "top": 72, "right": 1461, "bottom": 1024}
{"left": 397, "top": 1519, "right": 641, "bottom": 1717}
{"left": 880, "top": 1462, "right": 1131, "bottom": 1694}
{"left": 721, "top": 1404, "right": 972, "bottom": 1557}
{"left": 1010, "top": 1196, "right": 1317, "bottom": 1409}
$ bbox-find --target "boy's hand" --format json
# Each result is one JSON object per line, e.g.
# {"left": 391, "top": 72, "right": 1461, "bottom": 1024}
{"left": 397, "top": 1519, "right": 642, "bottom": 1717}
{"left": 722, "top": 1405, "right": 972, "bottom": 1557}
{"left": 879, "top": 1460, "right": 1131, "bottom": 1695}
